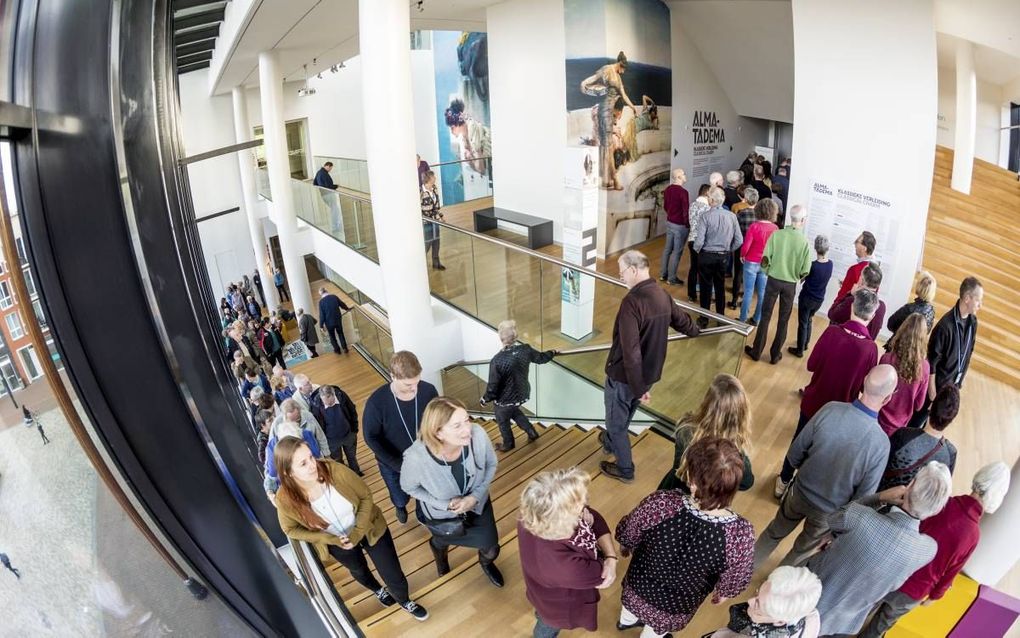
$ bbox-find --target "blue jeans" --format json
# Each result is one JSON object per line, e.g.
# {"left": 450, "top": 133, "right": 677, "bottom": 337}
{"left": 740, "top": 261, "right": 768, "bottom": 322}
{"left": 533, "top": 613, "right": 560, "bottom": 638}
{"left": 604, "top": 377, "right": 641, "bottom": 477}
{"left": 378, "top": 462, "right": 410, "bottom": 510}
{"left": 659, "top": 222, "right": 689, "bottom": 282}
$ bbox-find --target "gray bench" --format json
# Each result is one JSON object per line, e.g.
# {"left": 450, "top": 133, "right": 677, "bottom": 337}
{"left": 473, "top": 206, "right": 554, "bottom": 249}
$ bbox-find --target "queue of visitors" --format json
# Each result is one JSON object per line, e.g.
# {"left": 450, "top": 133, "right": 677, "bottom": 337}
{"left": 242, "top": 149, "right": 1008, "bottom": 636}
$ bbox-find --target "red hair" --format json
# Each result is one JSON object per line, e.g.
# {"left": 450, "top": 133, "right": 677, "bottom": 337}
{"left": 684, "top": 437, "right": 744, "bottom": 510}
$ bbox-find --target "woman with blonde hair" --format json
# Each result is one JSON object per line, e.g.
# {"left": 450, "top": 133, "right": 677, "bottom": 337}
{"left": 877, "top": 312, "right": 931, "bottom": 435}
{"left": 518, "top": 468, "right": 618, "bottom": 637}
{"left": 887, "top": 271, "right": 937, "bottom": 335}
{"left": 658, "top": 374, "right": 753, "bottom": 492}
{"left": 274, "top": 437, "right": 429, "bottom": 620}
{"left": 400, "top": 396, "right": 502, "bottom": 587}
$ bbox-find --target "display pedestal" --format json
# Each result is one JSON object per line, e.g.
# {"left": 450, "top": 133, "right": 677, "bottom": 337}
{"left": 561, "top": 147, "right": 599, "bottom": 340}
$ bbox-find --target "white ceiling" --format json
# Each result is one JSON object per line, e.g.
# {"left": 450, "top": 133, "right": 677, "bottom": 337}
{"left": 935, "top": 0, "right": 1020, "bottom": 60}
{"left": 936, "top": 31, "right": 1020, "bottom": 87}
{"left": 209, "top": 0, "right": 496, "bottom": 95}
{"left": 666, "top": 0, "right": 794, "bottom": 123}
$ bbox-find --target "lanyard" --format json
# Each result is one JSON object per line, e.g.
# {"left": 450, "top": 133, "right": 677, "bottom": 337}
{"left": 319, "top": 485, "right": 350, "bottom": 538}
{"left": 955, "top": 308, "right": 972, "bottom": 384}
{"left": 392, "top": 389, "right": 419, "bottom": 445}
{"left": 439, "top": 446, "right": 469, "bottom": 496}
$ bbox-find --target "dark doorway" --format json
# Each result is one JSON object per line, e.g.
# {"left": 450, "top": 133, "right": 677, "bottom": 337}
{"left": 1009, "top": 102, "right": 1019, "bottom": 174}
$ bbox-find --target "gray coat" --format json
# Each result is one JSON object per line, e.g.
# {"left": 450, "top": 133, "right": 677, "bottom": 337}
{"left": 399, "top": 424, "right": 497, "bottom": 520}
{"left": 298, "top": 313, "right": 319, "bottom": 345}
{"left": 807, "top": 494, "right": 937, "bottom": 635}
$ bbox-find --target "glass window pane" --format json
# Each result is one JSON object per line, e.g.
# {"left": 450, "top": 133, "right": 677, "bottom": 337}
{"left": 0, "top": 280, "right": 13, "bottom": 309}
{"left": 5, "top": 311, "right": 23, "bottom": 339}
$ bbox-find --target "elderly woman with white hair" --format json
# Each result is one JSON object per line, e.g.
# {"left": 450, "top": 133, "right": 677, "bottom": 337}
{"left": 480, "top": 320, "right": 558, "bottom": 452}
{"left": 517, "top": 468, "right": 618, "bottom": 637}
{"left": 706, "top": 566, "right": 822, "bottom": 638}
{"left": 806, "top": 462, "right": 953, "bottom": 637}
{"left": 859, "top": 461, "right": 1011, "bottom": 638}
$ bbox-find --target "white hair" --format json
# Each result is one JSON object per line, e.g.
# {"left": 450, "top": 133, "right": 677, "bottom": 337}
{"left": 789, "top": 204, "right": 807, "bottom": 224}
{"left": 761, "top": 566, "right": 823, "bottom": 625}
{"left": 972, "top": 462, "right": 1010, "bottom": 514}
{"left": 726, "top": 170, "right": 742, "bottom": 186}
{"left": 292, "top": 373, "right": 310, "bottom": 388}
{"left": 497, "top": 319, "right": 518, "bottom": 346}
{"left": 707, "top": 186, "right": 726, "bottom": 207}
{"left": 909, "top": 462, "right": 953, "bottom": 520}
{"left": 709, "top": 171, "right": 724, "bottom": 187}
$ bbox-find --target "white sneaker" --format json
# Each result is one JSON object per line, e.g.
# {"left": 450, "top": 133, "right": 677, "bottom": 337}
{"left": 774, "top": 476, "right": 790, "bottom": 499}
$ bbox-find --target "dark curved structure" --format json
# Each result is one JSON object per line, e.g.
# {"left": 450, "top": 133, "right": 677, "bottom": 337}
{"left": 5, "top": 0, "right": 326, "bottom": 634}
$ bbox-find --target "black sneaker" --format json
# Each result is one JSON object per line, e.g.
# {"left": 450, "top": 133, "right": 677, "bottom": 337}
{"left": 744, "top": 345, "right": 760, "bottom": 362}
{"left": 600, "top": 460, "right": 634, "bottom": 483}
{"left": 617, "top": 620, "right": 645, "bottom": 631}
{"left": 395, "top": 506, "right": 408, "bottom": 524}
{"left": 374, "top": 587, "right": 396, "bottom": 607}
{"left": 400, "top": 600, "right": 429, "bottom": 621}
{"left": 659, "top": 275, "right": 668, "bottom": 282}
{"left": 787, "top": 346, "right": 804, "bottom": 358}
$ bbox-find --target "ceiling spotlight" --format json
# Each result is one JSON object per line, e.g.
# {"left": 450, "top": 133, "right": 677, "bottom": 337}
{"left": 417, "top": 0, "right": 424, "bottom": 12}
{"left": 330, "top": 65, "right": 338, "bottom": 73}
{"left": 316, "top": 72, "right": 322, "bottom": 79}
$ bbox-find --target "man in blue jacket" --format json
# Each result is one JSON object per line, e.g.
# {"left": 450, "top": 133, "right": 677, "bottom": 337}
{"left": 313, "top": 161, "right": 338, "bottom": 190}
{"left": 316, "top": 385, "right": 362, "bottom": 475}
{"left": 318, "top": 287, "right": 350, "bottom": 354}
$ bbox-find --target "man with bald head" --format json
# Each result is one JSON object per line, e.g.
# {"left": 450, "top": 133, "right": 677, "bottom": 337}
{"left": 601, "top": 249, "right": 700, "bottom": 482}
{"left": 753, "top": 363, "right": 895, "bottom": 570}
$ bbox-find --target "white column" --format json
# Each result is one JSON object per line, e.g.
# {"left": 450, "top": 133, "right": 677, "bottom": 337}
{"left": 951, "top": 39, "right": 977, "bottom": 194}
{"left": 964, "top": 459, "right": 1020, "bottom": 585}
{"left": 258, "top": 50, "right": 313, "bottom": 316}
{"left": 358, "top": 0, "right": 439, "bottom": 383}
{"left": 232, "top": 86, "right": 280, "bottom": 311}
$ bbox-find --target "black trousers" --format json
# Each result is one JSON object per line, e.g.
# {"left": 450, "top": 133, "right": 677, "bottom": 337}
{"left": 751, "top": 278, "right": 797, "bottom": 360}
{"left": 329, "top": 431, "right": 362, "bottom": 474}
{"left": 795, "top": 295, "right": 824, "bottom": 352}
{"left": 324, "top": 323, "right": 348, "bottom": 353}
{"left": 275, "top": 283, "right": 289, "bottom": 301}
{"left": 425, "top": 238, "right": 441, "bottom": 267}
{"left": 698, "top": 251, "right": 728, "bottom": 314}
{"left": 686, "top": 243, "right": 700, "bottom": 301}
{"left": 255, "top": 283, "right": 266, "bottom": 307}
{"left": 327, "top": 529, "right": 408, "bottom": 603}
{"left": 306, "top": 343, "right": 318, "bottom": 357}
{"left": 730, "top": 248, "right": 743, "bottom": 305}
{"left": 494, "top": 404, "right": 538, "bottom": 447}
{"left": 267, "top": 349, "right": 286, "bottom": 369}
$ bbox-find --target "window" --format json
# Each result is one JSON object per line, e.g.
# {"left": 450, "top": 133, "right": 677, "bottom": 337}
{"left": 0, "top": 357, "right": 22, "bottom": 392}
{"left": 15, "top": 236, "right": 26, "bottom": 264}
{"left": 5, "top": 312, "right": 24, "bottom": 339}
{"left": 18, "top": 345, "right": 41, "bottom": 380}
{"left": 32, "top": 298, "right": 45, "bottom": 326}
{"left": 252, "top": 119, "right": 309, "bottom": 180}
{"left": 0, "top": 280, "right": 13, "bottom": 310}
{"left": 0, "top": 260, "right": 6, "bottom": 274}
{"left": 23, "top": 266, "right": 36, "bottom": 297}
{"left": 46, "top": 337, "right": 62, "bottom": 370}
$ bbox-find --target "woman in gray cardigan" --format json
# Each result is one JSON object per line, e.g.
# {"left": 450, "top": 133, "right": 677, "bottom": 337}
{"left": 400, "top": 396, "right": 502, "bottom": 587}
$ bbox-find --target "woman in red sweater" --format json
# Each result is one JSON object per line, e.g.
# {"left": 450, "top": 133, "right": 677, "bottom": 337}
{"left": 738, "top": 199, "right": 779, "bottom": 324}
{"left": 878, "top": 313, "right": 931, "bottom": 435}
{"left": 517, "top": 468, "right": 618, "bottom": 637}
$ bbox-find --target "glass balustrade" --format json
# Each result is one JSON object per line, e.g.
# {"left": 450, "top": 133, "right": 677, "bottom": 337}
{"left": 311, "top": 155, "right": 493, "bottom": 207}
{"left": 313, "top": 156, "right": 370, "bottom": 194}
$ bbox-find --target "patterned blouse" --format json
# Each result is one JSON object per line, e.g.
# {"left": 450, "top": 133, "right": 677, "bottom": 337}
{"left": 616, "top": 491, "right": 755, "bottom": 634}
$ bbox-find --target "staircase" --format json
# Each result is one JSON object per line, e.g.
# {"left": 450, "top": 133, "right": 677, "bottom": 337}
{"left": 922, "top": 146, "right": 1020, "bottom": 390}
{"left": 325, "top": 417, "right": 647, "bottom": 633}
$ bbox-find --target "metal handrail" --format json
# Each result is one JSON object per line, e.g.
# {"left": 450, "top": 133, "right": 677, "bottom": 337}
{"left": 443, "top": 326, "right": 739, "bottom": 371}
{"left": 350, "top": 303, "right": 389, "bottom": 332}
{"left": 429, "top": 155, "right": 492, "bottom": 169}
{"left": 427, "top": 217, "right": 751, "bottom": 335}
{"left": 289, "top": 539, "right": 364, "bottom": 638}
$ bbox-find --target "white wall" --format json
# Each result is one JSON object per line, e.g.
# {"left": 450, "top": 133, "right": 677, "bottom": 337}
{"left": 488, "top": 0, "right": 568, "bottom": 241}
{"left": 937, "top": 66, "right": 1006, "bottom": 165}
{"left": 669, "top": 14, "right": 771, "bottom": 183}
{"left": 789, "top": 0, "right": 938, "bottom": 318}
{"left": 178, "top": 70, "right": 256, "bottom": 297}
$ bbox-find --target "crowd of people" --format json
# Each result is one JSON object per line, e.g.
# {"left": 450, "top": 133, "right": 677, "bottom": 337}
{"left": 249, "top": 150, "right": 1009, "bottom": 637}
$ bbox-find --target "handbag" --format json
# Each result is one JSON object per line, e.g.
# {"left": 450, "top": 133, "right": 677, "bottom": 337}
{"left": 882, "top": 438, "right": 945, "bottom": 481}
{"left": 420, "top": 512, "right": 467, "bottom": 538}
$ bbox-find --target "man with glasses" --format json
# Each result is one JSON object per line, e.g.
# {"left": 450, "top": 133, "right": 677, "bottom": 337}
{"left": 835, "top": 231, "right": 877, "bottom": 300}
{"left": 600, "top": 250, "right": 699, "bottom": 482}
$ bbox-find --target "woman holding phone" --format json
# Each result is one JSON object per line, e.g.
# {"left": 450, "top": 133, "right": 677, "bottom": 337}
{"left": 274, "top": 437, "right": 429, "bottom": 621}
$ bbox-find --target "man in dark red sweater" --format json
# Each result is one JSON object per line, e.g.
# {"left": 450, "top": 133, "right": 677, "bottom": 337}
{"left": 827, "top": 262, "right": 886, "bottom": 340}
{"left": 775, "top": 289, "right": 880, "bottom": 497}
{"left": 835, "top": 231, "right": 876, "bottom": 299}
{"left": 859, "top": 461, "right": 1010, "bottom": 638}
{"left": 659, "top": 168, "right": 690, "bottom": 285}
{"left": 601, "top": 250, "right": 699, "bottom": 482}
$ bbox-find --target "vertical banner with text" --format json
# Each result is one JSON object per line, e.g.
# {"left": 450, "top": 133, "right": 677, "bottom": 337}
{"left": 561, "top": 147, "right": 599, "bottom": 340}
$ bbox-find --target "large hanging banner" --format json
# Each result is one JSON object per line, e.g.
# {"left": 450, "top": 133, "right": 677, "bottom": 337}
{"left": 803, "top": 179, "right": 900, "bottom": 303}
{"left": 561, "top": 146, "right": 599, "bottom": 340}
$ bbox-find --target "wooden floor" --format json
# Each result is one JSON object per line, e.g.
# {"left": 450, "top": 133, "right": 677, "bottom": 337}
{"left": 288, "top": 227, "right": 1020, "bottom": 636}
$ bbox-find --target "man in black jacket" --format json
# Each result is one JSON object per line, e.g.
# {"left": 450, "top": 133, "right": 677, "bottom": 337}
{"left": 318, "top": 286, "right": 351, "bottom": 354}
{"left": 316, "top": 384, "right": 362, "bottom": 475}
{"left": 908, "top": 276, "right": 982, "bottom": 428}
{"left": 602, "top": 250, "right": 699, "bottom": 482}
{"left": 480, "top": 320, "right": 558, "bottom": 452}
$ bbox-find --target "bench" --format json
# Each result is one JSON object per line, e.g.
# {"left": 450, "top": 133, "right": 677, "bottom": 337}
{"left": 473, "top": 206, "right": 554, "bottom": 249}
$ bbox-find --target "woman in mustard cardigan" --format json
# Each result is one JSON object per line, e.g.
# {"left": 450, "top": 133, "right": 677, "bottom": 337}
{"left": 274, "top": 437, "right": 429, "bottom": 621}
